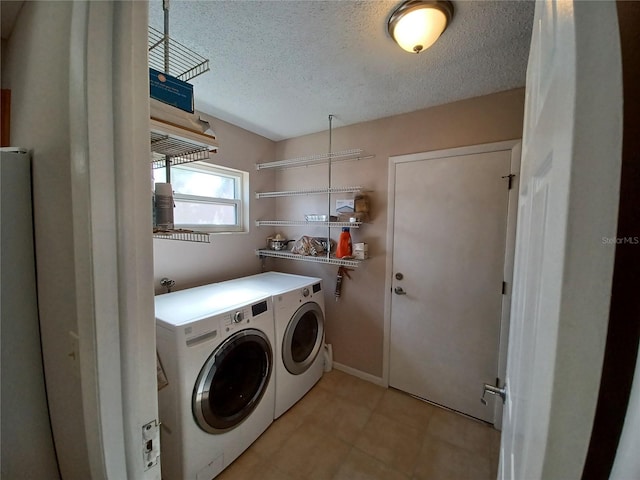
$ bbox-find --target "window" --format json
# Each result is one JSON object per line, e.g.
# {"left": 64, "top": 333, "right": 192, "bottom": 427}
{"left": 154, "top": 161, "right": 248, "bottom": 233}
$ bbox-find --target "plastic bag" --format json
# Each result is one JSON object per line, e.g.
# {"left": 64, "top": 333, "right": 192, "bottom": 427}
{"left": 290, "top": 236, "right": 325, "bottom": 256}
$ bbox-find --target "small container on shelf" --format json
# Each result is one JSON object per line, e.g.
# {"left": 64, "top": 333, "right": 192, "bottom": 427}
{"left": 336, "top": 192, "right": 370, "bottom": 223}
{"left": 155, "top": 183, "right": 174, "bottom": 230}
{"left": 304, "top": 214, "right": 337, "bottom": 222}
{"left": 353, "top": 242, "right": 369, "bottom": 260}
{"left": 354, "top": 193, "right": 370, "bottom": 214}
{"left": 335, "top": 198, "right": 355, "bottom": 215}
{"left": 337, "top": 211, "right": 369, "bottom": 223}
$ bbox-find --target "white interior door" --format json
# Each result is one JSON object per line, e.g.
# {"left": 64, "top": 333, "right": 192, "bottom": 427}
{"left": 388, "top": 142, "right": 518, "bottom": 424}
{"left": 500, "top": 2, "right": 622, "bottom": 479}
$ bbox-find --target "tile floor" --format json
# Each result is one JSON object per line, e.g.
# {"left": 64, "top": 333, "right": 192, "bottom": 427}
{"left": 218, "top": 369, "right": 500, "bottom": 480}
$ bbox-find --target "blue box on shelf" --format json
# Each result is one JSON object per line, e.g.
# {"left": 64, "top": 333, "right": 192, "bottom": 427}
{"left": 149, "top": 68, "right": 194, "bottom": 113}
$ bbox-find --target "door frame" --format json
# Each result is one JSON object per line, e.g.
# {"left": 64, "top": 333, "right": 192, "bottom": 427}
{"left": 383, "top": 139, "right": 521, "bottom": 428}
{"left": 69, "top": 2, "right": 158, "bottom": 478}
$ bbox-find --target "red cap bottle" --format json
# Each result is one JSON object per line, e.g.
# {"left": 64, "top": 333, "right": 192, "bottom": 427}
{"left": 336, "top": 227, "right": 352, "bottom": 258}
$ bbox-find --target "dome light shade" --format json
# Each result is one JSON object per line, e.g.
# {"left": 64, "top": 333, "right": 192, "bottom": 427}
{"left": 388, "top": 1, "right": 454, "bottom": 54}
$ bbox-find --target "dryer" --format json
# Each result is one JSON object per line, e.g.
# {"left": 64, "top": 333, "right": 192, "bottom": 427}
{"left": 155, "top": 284, "right": 275, "bottom": 480}
{"left": 222, "top": 272, "right": 325, "bottom": 418}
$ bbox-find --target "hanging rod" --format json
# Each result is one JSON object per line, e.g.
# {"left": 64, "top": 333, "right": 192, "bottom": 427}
{"left": 256, "top": 149, "right": 373, "bottom": 170}
{"left": 255, "top": 220, "right": 361, "bottom": 228}
{"left": 255, "top": 186, "right": 363, "bottom": 199}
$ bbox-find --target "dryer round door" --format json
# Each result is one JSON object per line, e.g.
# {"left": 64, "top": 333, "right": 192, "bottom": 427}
{"left": 282, "top": 301, "right": 325, "bottom": 375}
{"left": 193, "top": 329, "right": 273, "bottom": 434}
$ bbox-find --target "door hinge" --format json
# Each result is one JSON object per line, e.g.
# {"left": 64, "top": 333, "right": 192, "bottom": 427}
{"left": 501, "top": 174, "right": 515, "bottom": 190}
{"left": 502, "top": 281, "right": 507, "bottom": 295}
{"left": 142, "top": 420, "right": 160, "bottom": 470}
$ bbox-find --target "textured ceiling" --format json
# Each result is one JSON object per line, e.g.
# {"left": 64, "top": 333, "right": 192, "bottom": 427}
{"left": 150, "top": 0, "right": 534, "bottom": 141}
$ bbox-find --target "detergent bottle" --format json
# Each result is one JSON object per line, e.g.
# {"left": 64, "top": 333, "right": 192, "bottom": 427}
{"left": 336, "top": 227, "right": 352, "bottom": 258}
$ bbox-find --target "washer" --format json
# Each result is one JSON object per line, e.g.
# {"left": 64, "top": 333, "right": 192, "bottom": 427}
{"left": 155, "top": 283, "right": 275, "bottom": 480}
{"left": 222, "top": 272, "right": 325, "bottom": 418}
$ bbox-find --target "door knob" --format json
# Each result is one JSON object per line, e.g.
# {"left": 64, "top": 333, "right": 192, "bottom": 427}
{"left": 481, "top": 383, "right": 507, "bottom": 405}
{"left": 394, "top": 286, "right": 407, "bottom": 295}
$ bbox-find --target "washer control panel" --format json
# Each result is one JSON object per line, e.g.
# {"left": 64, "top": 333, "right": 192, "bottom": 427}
{"left": 223, "top": 306, "right": 250, "bottom": 330}
{"left": 220, "top": 299, "right": 270, "bottom": 334}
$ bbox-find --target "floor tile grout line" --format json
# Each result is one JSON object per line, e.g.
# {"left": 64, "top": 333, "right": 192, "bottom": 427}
{"left": 222, "top": 369, "right": 500, "bottom": 480}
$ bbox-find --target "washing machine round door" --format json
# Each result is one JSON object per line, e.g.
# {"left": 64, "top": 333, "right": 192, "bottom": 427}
{"left": 193, "top": 329, "right": 273, "bottom": 434}
{"left": 282, "top": 301, "right": 324, "bottom": 375}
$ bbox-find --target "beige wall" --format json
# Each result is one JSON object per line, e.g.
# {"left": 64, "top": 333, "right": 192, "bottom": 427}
{"left": 153, "top": 113, "right": 276, "bottom": 292}
{"left": 271, "top": 89, "right": 526, "bottom": 378}
{"left": 153, "top": 89, "right": 525, "bottom": 377}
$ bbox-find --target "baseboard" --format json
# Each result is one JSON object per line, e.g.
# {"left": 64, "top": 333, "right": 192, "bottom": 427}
{"left": 332, "top": 362, "right": 387, "bottom": 387}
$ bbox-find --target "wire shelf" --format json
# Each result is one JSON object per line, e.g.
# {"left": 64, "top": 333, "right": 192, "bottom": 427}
{"left": 148, "top": 26, "right": 210, "bottom": 81}
{"left": 255, "top": 186, "right": 362, "bottom": 199}
{"left": 256, "top": 220, "right": 361, "bottom": 228}
{"left": 256, "top": 149, "right": 374, "bottom": 170}
{"left": 149, "top": 119, "right": 219, "bottom": 168}
{"left": 153, "top": 229, "right": 210, "bottom": 243}
{"left": 150, "top": 132, "right": 213, "bottom": 168}
{"left": 255, "top": 116, "right": 371, "bottom": 266}
{"left": 256, "top": 249, "right": 360, "bottom": 268}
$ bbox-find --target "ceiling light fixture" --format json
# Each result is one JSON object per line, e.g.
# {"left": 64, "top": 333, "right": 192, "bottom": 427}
{"left": 388, "top": 0, "right": 454, "bottom": 54}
